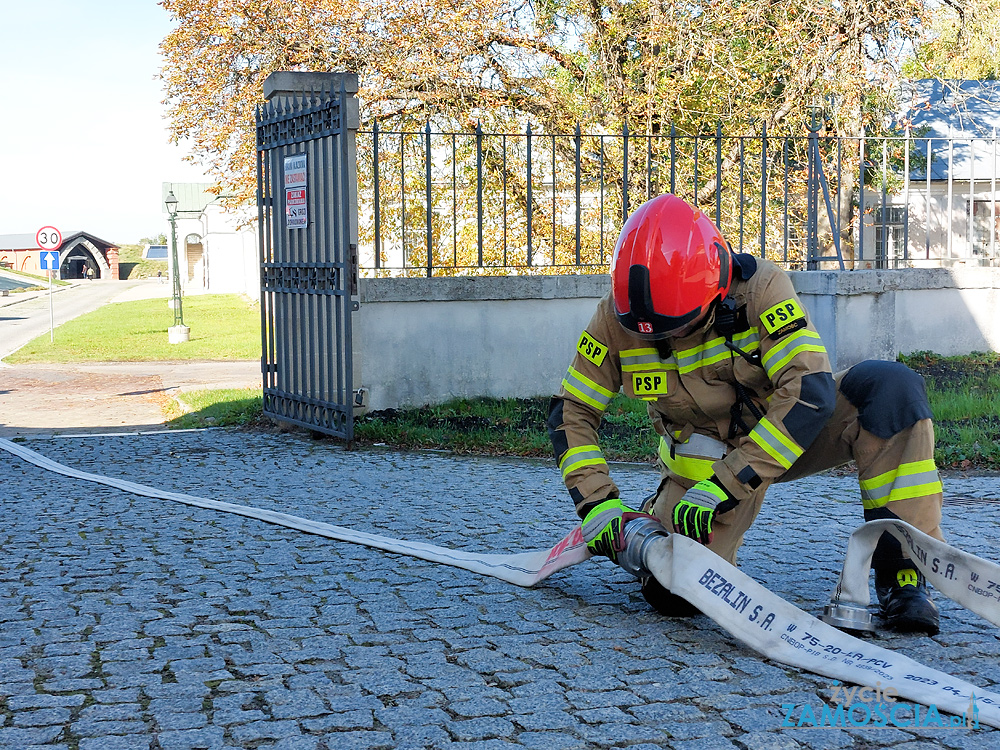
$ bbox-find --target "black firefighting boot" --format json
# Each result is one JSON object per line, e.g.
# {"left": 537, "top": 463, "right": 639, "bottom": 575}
{"left": 636, "top": 492, "right": 701, "bottom": 617}
{"left": 875, "top": 568, "right": 940, "bottom": 636}
{"left": 641, "top": 575, "right": 701, "bottom": 618}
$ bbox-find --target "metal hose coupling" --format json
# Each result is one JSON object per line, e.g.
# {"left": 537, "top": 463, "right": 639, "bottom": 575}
{"left": 819, "top": 600, "right": 875, "bottom": 633}
{"left": 617, "top": 516, "right": 671, "bottom": 579}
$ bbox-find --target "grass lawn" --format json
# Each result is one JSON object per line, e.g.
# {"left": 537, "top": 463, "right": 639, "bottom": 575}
{"left": 167, "top": 387, "right": 263, "bottom": 429}
{"left": 6, "top": 294, "right": 261, "bottom": 363}
{"left": 116, "top": 243, "right": 168, "bottom": 281}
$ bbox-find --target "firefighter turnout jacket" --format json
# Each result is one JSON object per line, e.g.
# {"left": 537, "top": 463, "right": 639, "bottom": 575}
{"left": 549, "top": 253, "right": 946, "bottom": 572}
{"left": 548, "top": 253, "right": 837, "bottom": 516}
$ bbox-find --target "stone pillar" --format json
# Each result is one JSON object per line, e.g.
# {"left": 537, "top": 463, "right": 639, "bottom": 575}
{"left": 107, "top": 246, "right": 120, "bottom": 280}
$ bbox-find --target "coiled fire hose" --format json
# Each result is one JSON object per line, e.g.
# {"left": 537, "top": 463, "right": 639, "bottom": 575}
{"left": 2, "top": 437, "right": 998, "bottom": 727}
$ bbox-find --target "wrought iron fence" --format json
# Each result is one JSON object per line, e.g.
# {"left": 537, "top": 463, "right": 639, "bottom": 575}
{"left": 357, "top": 122, "right": 1000, "bottom": 276}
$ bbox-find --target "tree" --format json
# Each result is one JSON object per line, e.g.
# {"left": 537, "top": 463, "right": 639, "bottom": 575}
{"left": 161, "top": 0, "right": 939, "bottom": 271}
{"left": 903, "top": 0, "right": 999, "bottom": 79}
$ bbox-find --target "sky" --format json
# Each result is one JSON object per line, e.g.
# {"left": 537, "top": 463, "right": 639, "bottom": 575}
{"left": 0, "top": 1, "right": 211, "bottom": 246}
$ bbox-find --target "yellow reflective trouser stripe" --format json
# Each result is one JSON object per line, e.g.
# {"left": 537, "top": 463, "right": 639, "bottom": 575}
{"left": 761, "top": 329, "right": 826, "bottom": 378}
{"left": 658, "top": 438, "right": 716, "bottom": 482}
{"left": 559, "top": 445, "right": 607, "bottom": 480}
{"left": 562, "top": 366, "right": 615, "bottom": 411}
{"left": 621, "top": 348, "right": 677, "bottom": 373}
{"left": 748, "top": 418, "right": 803, "bottom": 470}
{"left": 859, "top": 459, "right": 943, "bottom": 509}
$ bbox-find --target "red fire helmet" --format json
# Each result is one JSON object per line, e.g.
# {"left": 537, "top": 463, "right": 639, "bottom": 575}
{"left": 611, "top": 194, "right": 732, "bottom": 339}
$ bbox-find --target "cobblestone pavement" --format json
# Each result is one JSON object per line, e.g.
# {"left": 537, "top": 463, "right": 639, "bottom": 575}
{"left": 2, "top": 429, "right": 999, "bottom": 750}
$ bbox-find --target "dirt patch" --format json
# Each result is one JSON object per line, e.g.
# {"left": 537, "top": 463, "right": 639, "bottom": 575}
{"left": 0, "top": 367, "right": 169, "bottom": 435}
{"left": 0, "top": 361, "right": 260, "bottom": 437}
{"left": 904, "top": 352, "right": 1000, "bottom": 388}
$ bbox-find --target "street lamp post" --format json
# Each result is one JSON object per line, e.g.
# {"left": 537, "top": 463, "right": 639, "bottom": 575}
{"left": 164, "top": 191, "right": 190, "bottom": 343}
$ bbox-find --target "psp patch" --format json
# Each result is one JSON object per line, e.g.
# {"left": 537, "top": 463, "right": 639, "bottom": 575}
{"left": 761, "top": 298, "right": 807, "bottom": 339}
{"left": 576, "top": 331, "right": 608, "bottom": 366}
{"left": 632, "top": 372, "right": 669, "bottom": 398}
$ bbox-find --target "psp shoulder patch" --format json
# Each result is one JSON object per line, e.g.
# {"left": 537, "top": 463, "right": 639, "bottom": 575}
{"left": 761, "top": 298, "right": 807, "bottom": 339}
{"left": 576, "top": 331, "right": 608, "bottom": 366}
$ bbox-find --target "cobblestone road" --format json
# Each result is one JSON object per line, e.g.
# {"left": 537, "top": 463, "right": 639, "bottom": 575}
{"left": 2, "top": 429, "right": 999, "bottom": 749}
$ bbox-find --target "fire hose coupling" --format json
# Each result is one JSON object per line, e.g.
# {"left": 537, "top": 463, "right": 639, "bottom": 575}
{"left": 819, "top": 600, "right": 875, "bottom": 633}
{"left": 617, "top": 516, "right": 671, "bottom": 579}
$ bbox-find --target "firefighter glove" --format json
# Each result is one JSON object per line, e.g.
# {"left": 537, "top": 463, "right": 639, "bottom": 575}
{"left": 581, "top": 498, "right": 648, "bottom": 562}
{"left": 672, "top": 477, "right": 739, "bottom": 545}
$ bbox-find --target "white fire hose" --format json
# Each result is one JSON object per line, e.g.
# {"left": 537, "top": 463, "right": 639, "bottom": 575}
{"left": 2, "top": 437, "right": 998, "bottom": 727}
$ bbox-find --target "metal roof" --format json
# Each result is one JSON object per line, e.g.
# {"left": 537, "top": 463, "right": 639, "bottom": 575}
{"left": 161, "top": 182, "right": 220, "bottom": 214}
{"left": 900, "top": 79, "right": 1000, "bottom": 181}
{"left": 0, "top": 231, "right": 117, "bottom": 252}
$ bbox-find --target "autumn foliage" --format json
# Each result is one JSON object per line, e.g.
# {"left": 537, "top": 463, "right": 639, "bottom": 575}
{"left": 161, "top": 0, "right": 958, "bottom": 272}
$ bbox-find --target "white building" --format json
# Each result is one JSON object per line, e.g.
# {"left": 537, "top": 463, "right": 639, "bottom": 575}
{"left": 162, "top": 183, "right": 259, "bottom": 298}
{"left": 861, "top": 80, "right": 1000, "bottom": 269}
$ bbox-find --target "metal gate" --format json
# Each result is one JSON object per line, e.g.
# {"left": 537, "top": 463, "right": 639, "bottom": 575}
{"left": 256, "top": 73, "right": 360, "bottom": 441}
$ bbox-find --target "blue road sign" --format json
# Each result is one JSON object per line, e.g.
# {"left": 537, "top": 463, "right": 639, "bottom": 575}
{"left": 39, "top": 251, "right": 59, "bottom": 270}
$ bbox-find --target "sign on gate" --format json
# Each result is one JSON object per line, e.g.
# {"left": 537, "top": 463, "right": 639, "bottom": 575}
{"left": 284, "top": 154, "right": 307, "bottom": 229}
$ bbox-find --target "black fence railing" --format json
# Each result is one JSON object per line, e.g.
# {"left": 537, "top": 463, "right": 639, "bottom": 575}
{"left": 357, "top": 122, "right": 1000, "bottom": 276}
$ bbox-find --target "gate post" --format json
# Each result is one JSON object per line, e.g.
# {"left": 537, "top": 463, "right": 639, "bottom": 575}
{"left": 257, "top": 71, "right": 361, "bottom": 440}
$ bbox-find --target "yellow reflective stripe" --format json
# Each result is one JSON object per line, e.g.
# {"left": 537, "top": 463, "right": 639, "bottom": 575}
{"left": 748, "top": 418, "right": 803, "bottom": 469}
{"left": 658, "top": 438, "right": 716, "bottom": 482}
{"left": 674, "top": 336, "right": 725, "bottom": 373}
{"left": 559, "top": 445, "right": 607, "bottom": 480}
{"left": 732, "top": 327, "right": 761, "bottom": 350}
{"left": 673, "top": 331, "right": 761, "bottom": 374}
{"left": 562, "top": 366, "right": 615, "bottom": 411}
{"left": 859, "top": 460, "right": 943, "bottom": 509}
{"left": 621, "top": 348, "right": 677, "bottom": 373}
{"left": 761, "top": 329, "right": 826, "bottom": 378}
{"left": 623, "top": 330, "right": 763, "bottom": 378}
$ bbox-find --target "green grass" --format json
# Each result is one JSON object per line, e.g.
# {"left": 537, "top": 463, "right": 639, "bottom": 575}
{"left": 900, "top": 351, "right": 1000, "bottom": 467}
{"left": 167, "top": 387, "right": 263, "bottom": 429}
{"left": 117, "top": 243, "right": 168, "bottom": 281}
{"left": 0, "top": 267, "right": 70, "bottom": 290}
{"left": 352, "top": 394, "right": 658, "bottom": 460}
{"left": 6, "top": 294, "right": 261, "bottom": 363}
{"left": 11, "top": 290, "right": 995, "bottom": 471}
{"left": 157, "top": 351, "right": 1000, "bottom": 469}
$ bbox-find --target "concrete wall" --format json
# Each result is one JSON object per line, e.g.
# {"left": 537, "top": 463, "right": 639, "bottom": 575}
{"left": 792, "top": 267, "right": 1000, "bottom": 371}
{"left": 356, "top": 268, "right": 1000, "bottom": 410}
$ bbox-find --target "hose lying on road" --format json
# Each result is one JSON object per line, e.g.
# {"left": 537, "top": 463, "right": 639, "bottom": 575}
{"left": 2, "top": 437, "right": 998, "bottom": 727}
{"left": 0, "top": 438, "right": 590, "bottom": 586}
{"left": 832, "top": 519, "right": 1000, "bottom": 630}
{"left": 624, "top": 518, "right": 1000, "bottom": 728}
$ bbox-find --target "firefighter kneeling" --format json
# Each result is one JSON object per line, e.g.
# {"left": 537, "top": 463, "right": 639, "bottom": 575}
{"left": 549, "top": 194, "right": 943, "bottom": 635}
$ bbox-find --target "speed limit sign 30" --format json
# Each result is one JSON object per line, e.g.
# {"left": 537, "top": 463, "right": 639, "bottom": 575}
{"left": 36, "top": 226, "right": 62, "bottom": 250}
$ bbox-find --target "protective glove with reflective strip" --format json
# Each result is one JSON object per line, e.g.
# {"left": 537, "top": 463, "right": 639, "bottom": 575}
{"left": 581, "top": 498, "right": 654, "bottom": 562}
{"left": 671, "top": 477, "right": 739, "bottom": 545}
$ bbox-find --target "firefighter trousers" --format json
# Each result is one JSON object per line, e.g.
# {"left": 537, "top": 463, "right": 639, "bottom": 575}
{"left": 649, "top": 361, "right": 945, "bottom": 570}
